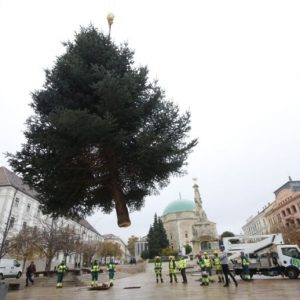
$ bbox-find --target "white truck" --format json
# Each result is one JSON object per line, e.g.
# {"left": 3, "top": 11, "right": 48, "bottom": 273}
{"left": 0, "top": 259, "right": 22, "bottom": 279}
{"left": 223, "top": 234, "right": 300, "bottom": 280}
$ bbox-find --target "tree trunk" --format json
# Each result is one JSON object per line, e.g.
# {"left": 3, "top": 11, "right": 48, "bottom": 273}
{"left": 45, "top": 257, "right": 52, "bottom": 271}
{"left": 22, "top": 257, "right": 27, "bottom": 273}
{"left": 112, "top": 180, "right": 131, "bottom": 227}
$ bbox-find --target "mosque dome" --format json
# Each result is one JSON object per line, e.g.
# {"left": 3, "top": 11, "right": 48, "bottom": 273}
{"left": 163, "top": 199, "right": 195, "bottom": 216}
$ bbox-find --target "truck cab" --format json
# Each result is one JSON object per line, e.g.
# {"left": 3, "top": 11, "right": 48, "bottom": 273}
{"left": 277, "top": 245, "right": 300, "bottom": 279}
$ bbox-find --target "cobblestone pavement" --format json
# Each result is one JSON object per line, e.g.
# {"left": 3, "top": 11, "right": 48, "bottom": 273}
{"left": 5, "top": 263, "right": 300, "bottom": 300}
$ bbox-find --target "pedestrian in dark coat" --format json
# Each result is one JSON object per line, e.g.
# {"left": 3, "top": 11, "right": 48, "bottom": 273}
{"left": 26, "top": 261, "right": 36, "bottom": 286}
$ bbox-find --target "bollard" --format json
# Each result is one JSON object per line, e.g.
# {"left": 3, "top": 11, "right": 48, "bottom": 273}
{"left": 0, "top": 282, "right": 8, "bottom": 300}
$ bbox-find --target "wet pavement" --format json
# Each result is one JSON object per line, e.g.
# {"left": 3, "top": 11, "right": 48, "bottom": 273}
{"left": 5, "top": 263, "right": 300, "bottom": 300}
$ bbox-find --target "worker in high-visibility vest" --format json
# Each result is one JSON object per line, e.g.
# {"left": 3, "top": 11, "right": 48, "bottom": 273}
{"left": 177, "top": 256, "right": 187, "bottom": 284}
{"left": 56, "top": 260, "right": 68, "bottom": 288}
{"left": 90, "top": 260, "right": 100, "bottom": 287}
{"left": 199, "top": 254, "right": 209, "bottom": 286}
{"left": 203, "top": 252, "right": 214, "bottom": 283}
{"left": 168, "top": 256, "right": 177, "bottom": 283}
{"left": 213, "top": 251, "right": 224, "bottom": 283}
{"left": 240, "top": 252, "right": 251, "bottom": 281}
{"left": 154, "top": 256, "right": 163, "bottom": 283}
{"left": 107, "top": 259, "right": 116, "bottom": 286}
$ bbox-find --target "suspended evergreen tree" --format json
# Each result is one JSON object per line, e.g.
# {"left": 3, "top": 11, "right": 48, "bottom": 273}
{"left": 7, "top": 25, "right": 197, "bottom": 227}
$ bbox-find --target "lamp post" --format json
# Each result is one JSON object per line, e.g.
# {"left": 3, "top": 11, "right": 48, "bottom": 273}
{"left": 107, "top": 13, "right": 115, "bottom": 39}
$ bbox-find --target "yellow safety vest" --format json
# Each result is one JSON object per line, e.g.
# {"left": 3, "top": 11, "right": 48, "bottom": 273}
{"left": 204, "top": 258, "right": 211, "bottom": 268}
{"left": 91, "top": 264, "right": 99, "bottom": 272}
{"left": 58, "top": 264, "right": 67, "bottom": 273}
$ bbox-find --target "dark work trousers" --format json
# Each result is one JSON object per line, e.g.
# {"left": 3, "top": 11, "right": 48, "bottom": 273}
{"left": 222, "top": 264, "right": 237, "bottom": 286}
{"left": 26, "top": 273, "right": 34, "bottom": 286}
{"left": 181, "top": 268, "right": 187, "bottom": 283}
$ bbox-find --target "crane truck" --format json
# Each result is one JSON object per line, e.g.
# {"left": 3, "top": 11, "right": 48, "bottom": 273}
{"left": 222, "top": 234, "right": 300, "bottom": 280}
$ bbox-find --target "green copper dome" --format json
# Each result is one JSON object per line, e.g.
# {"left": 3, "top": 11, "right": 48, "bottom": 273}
{"left": 163, "top": 199, "right": 195, "bottom": 215}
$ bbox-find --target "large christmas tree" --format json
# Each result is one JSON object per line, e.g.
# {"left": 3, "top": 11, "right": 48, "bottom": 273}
{"left": 8, "top": 26, "right": 197, "bottom": 227}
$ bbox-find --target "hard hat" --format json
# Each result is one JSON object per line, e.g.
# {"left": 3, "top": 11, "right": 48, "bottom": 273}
{"left": 169, "top": 256, "right": 174, "bottom": 260}
{"left": 204, "top": 252, "right": 208, "bottom": 255}
{"left": 214, "top": 250, "right": 218, "bottom": 255}
{"left": 155, "top": 256, "right": 160, "bottom": 259}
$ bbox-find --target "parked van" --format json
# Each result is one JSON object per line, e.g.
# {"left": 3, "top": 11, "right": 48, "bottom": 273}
{"left": 0, "top": 259, "right": 22, "bottom": 279}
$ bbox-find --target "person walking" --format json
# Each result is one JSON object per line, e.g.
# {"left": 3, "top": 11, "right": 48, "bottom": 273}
{"left": 25, "top": 261, "right": 36, "bottom": 287}
{"left": 240, "top": 252, "right": 251, "bottom": 281}
{"left": 107, "top": 259, "right": 116, "bottom": 286}
{"left": 154, "top": 256, "right": 163, "bottom": 283}
{"left": 168, "top": 256, "right": 177, "bottom": 283}
{"left": 213, "top": 250, "right": 224, "bottom": 283}
{"left": 178, "top": 256, "right": 188, "bottom": 284}
{"left": 219, "top": 245, "right": 238, "bottom": 287}
{"left": 90, "top": 260, "right": 100, "bottom": 287}
{"left": 56, "top": 260, "right": 68, "bottom": 288}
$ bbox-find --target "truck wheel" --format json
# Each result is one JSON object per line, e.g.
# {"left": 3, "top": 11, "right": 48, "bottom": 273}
{"left": 286, "top": 268, "right": 299, "bottom": 279}
{"left": 16, "top": 272, "right": 22, "bottom": 279}
{"left": 0, "top": 273, "right": 4, "bottom": 280}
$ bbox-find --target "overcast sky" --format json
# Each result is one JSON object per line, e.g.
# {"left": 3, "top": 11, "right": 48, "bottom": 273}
{"left": 1, "top": 0, "right": 300, "bottom": 244}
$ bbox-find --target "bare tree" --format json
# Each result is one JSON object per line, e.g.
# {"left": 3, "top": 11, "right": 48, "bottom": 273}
{"left": 127, "top": 235, "right": 138, "bottom": 257}
{"left": 0, "top": 188, "right": 18, "bottom": 259}
{"left": 81, "top": 241, "right": 101, "bottom": 266}
{"left": 59, "top": 226, "right": 81, "bottom": 262}
{"left": 34, "top": 218, "right": 62, "bottom": 271}
{"left": 98, "top": 241, "right": 122, "bottom": 263}
{"left": 9, "top": 226, "right": 38, "bottom": 272}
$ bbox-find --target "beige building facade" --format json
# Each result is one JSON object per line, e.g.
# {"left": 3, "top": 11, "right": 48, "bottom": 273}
{"left": 102, "top": 233, "right": 129, "bottom": 261}
{"left": 161, "top": 180, "right": 218, "bottom": 255}
{"left": 265, "top": 180, "right": 300, "bottom": 230}
{"left": 242, "top": 179, "right": 300, "bottom": 240}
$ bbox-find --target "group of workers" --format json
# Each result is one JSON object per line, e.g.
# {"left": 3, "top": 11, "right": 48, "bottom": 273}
{"left": 55, "top": 259, "right": 116, "bottom": 288}
{"left": 154, "top": 246, "right": 252, "bottom": 288}
{"left": 197, "top": 246, "right": 238, "bottom": 287}
{"left": 154, "top": 255, "right": 188, "bottom": 284}
{"left": 90, "top": 259, "right": 116, "bottom": 287}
